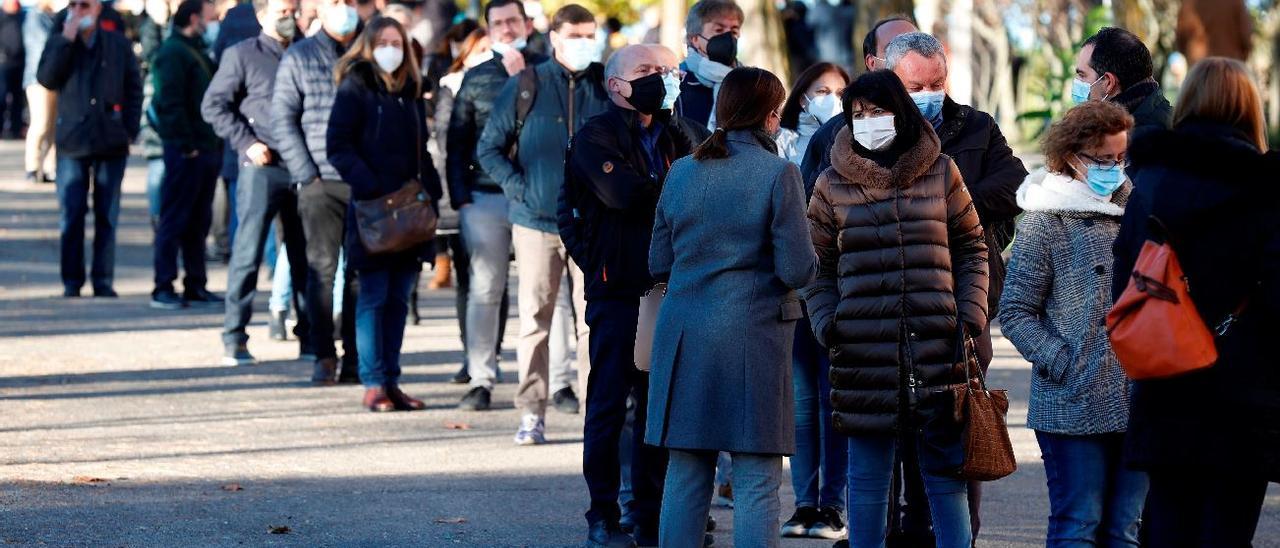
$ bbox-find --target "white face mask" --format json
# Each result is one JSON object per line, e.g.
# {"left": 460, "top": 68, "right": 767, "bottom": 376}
{"left": 324, "top": 3, "right": 358, "bottom": 36}
{"left": 851, "top": 115, "right": 896, "bottom": 151}
{"left": 373, "top": 45, "right": 404, "bottom": 73}
{"left": 805, "top": 93, "right": 842, "bottom": 124}
{"left": 558, "top": 37, "right": 598, "bottom": 72}
{"left": 490, "top": 37, "right": 527, "bottom": 56}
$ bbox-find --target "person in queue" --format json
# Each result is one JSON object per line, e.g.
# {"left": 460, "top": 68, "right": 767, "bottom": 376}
{"left": 648, "top": 66, "right": 816, "bottom": 548}
{"left": 1073, "top": 27, "right": 1171, "bottom": 140}
{"left": 802, "top": 69, "right": 988, "bottom": 548}
{"left": 999, "top": 100, "right": 1147, "bottom": 546}
{"left": 673, "top": 0, "right": 740, "bottom": 128}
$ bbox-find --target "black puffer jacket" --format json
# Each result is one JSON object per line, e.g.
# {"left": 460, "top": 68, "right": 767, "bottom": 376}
{"left": 271, "top": 30, "right": 348, "bottom": 184}
{"left": 1113, "top": 121, "right": 1280, "bottom": 480}
{"left": 445, "top": 50, "right": 546, "bottom": 209}
{"left": 803, "top": 126, "right": 989, "bottom": 435}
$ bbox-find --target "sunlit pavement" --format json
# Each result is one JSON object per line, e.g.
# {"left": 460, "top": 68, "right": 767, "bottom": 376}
{"left": 0, "top": 140, "right": 1275, "bottom": 546}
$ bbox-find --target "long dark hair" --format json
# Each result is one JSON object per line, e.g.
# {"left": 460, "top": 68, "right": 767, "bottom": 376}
{"left": 335, "top": 17, "right": 422, "bottom": 96}
{"left": 842, "top": 69, "right": 928, "bottom": 158}
{"left": 693, "top": 67, "right": 786, "bottom": 160}
{"left": 780, "top": 62, "right": 851, "bottom": 130}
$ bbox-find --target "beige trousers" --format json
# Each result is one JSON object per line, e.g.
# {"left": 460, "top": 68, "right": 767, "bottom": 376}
{"left": 512, "top": 224, "right": 590, "bottom": 417}
{"left": 24, "top": 85, "right": 57, "bottom": 178}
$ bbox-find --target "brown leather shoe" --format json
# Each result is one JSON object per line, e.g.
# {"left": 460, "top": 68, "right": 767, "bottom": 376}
{"left": 386, "top": 385, "right": 426, "bottom": 411}
{"left": 311, "top": 358, "right": 338, "bottom": 386}
{"left": 363, "top": 387, "right": 396, "bottom": 412}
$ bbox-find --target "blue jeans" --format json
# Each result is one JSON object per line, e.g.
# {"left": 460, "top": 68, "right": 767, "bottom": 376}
{"left": 847, "top": 434, "right": 971, "bottom": 548}
{"left": 55, "top": 155, "right": 126, "bottom": 292}
{"left": 146, "top": 157, "right": 164, "bottom": 221}
{"left": 790, "top": 317, "right": 847, "bottom": 511}
{"left": 1035, "top": 431, "right": 1148, "bottom": 547}
{"left": 355, "top": 264, "right": 416, "bottom": 388}
{"left": 661, "top": 450, "right": 783, "bottom": 548}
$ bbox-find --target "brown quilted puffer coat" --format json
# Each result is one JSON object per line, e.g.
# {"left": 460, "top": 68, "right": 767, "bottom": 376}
{"left": 803, "top": 125, "right": 989, "bottom": 435}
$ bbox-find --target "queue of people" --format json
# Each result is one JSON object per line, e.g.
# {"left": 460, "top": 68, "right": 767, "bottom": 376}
{"left": 27, "top": 0, "right": 1279, "bottom": 545}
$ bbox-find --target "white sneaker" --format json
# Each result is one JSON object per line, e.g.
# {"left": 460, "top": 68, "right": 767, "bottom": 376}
{"left": 513, "top": 413, "right": 546, "bottom": 446}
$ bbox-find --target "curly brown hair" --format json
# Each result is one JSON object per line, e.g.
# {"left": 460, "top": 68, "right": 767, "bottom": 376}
{"left": 1041, "top": 101, "right": 1135, "bottom": 174}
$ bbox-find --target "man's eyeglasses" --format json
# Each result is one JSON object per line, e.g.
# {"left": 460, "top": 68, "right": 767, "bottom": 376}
{"left": 1078, "top": 152, "right": 1127, "bottom": 169}
{"left": 636, "top": 65, "right": 685, "bottom": 80}
{"left": 70, "top": 1, "right": 93, "bottom": 9}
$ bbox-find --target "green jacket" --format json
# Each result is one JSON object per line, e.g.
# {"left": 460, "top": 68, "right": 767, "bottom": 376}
{"left": 151, "top": 32, "right": 219, "bottom": 151}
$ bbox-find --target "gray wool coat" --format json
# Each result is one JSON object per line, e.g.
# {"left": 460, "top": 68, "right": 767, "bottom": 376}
{"left": 646, "top": 131, "right": 817, "bottom": 455}
{"left": 998, "top": 169, "right": 1132, "bottom": 435}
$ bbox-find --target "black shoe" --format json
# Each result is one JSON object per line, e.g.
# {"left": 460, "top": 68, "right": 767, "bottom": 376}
{"left": 312, "top": 357, "right": 338, "bottom": 386}
{"left": 552, "top": 386, "right": 580, "bottom": 414}
{"left": 809, "top": 507, "right": 847, "bottom": 540}
{"left": 222, "top": 343, "right": 255, "bottom": 366}
{"left": 832, "top": 541, "right": 849, "bottom": 548}
{"left": 150, "top": 289, "right": 185, "bottom": 309}
{"left": 451, "top": 365, "right": 471, "bottom": 384}
{"left": 269, "top": 310, "right": 288, "bottom": 341}
{"left": 337, "top": 359, "right": 360, "bottom": 384}
{"left": 63, "top": 286, "right": 81, "bottom": 298}
{"left": 458, "top": 386, "right": 491, "bottom": 411}
{"left": 781, "top": 506, "right": 819, "bottom": 537}
{"left": 183, "top": 288, "right": 223, "bottom": 307}
{"left": 587, "top": 520, "right": 635, "bottom": 548}
{"left": 92, "top": 287, "right": 118, "bottom": 298}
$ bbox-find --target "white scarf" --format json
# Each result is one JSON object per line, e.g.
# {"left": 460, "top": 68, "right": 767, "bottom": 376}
{"left": 685, "top": 48, "right": 733, "bottom": 130}
{"left": 1016, "top": 168, "right": 1125, "bottom": 217}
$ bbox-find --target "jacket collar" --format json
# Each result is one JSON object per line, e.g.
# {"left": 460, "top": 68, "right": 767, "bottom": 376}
{"left": 830, "top": 124, "right": 941, "bottom": 189}
{"left": 548, "top": 59, "right": 604, "bottom": 83}
{"left": 935, "top": 96, "right": 972, "bottom": 145}
{"left": 257, "top": 32, "right": 286, "bottom": 56}
{"left": 1113, "top": 80, "right": 1160, "bottom": 114}
{"left": 315, "top": 28, "right": 346, "bottom": 56}
{"left": 1015, "top": 168, "right": 1128, "bottom": 218}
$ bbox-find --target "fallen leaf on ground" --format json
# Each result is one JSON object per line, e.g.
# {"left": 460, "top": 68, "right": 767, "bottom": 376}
{"left": 268, "top": 525, "right": 291, "bottom": 534}
{"left": 433, "top": 517, "right": 468, "bottom": 524}
{"left": 443, "top": 422, "right": 470, "bottom": 430}
{"left": 221, "top": 483, "right": 243, "bottom": 491}
{"left": 71, "top": 476, "right": 109, "bottom": 485}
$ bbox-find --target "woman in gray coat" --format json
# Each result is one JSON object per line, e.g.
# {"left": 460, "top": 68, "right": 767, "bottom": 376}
{"left": 998, "top": 100, "right": 1147, "bottom": 546}
{"left": 648, "top": 67, "right": 817, "bottom": 548}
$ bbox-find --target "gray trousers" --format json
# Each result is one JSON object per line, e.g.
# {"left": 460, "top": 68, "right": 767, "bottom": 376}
{"left": 461, "top": 191, "right": 512, "bottom": 390}
{"left": 661, "top": 450, "right": 783, "bottom": 548}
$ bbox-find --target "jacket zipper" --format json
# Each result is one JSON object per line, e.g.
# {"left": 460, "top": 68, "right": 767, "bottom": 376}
{"left": 567, "top": 77, "right": 576, "bottom": 140}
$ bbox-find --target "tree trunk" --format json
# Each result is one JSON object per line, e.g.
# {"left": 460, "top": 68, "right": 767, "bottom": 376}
{"left": 1177, "top": 0, "right": 1253, "bottom": 64}
{"left": 739, "top": 0, "right": 790, "bottom": 79}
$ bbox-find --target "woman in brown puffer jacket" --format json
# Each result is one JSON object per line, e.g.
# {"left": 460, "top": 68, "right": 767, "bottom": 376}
{"left": 802, "top": 70, "right": 988, "bottom": 548}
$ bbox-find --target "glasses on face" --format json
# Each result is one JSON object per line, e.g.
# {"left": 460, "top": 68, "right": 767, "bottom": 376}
{"left": 1078, "top": 152, "right": 1127, "bottom": 169}
{"left": 634, "top": 65, "right": 684, "bottom": 80}
{"left": 70, "top": 1, "right": 92, "bottom": 9}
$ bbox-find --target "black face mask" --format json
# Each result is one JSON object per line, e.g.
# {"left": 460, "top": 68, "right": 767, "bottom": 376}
{"left": 624, "top": 72, "right": 665, "bottom": 115}
{"left": 702, "top": 32, "right": 737, "bottom": 66}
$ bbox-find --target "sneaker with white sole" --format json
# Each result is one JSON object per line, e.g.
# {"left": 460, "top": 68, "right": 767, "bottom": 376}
{"left": 808, "top": 507, "right": 847, "bottom": 540}
{"left": 513, "top": 413, "right": 546, "bottom": 446}
{"left": 222, "top": 343, "right": 255, "bottom": 366}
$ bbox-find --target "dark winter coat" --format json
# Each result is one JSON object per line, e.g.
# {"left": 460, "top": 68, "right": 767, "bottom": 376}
{"left": 429, "top": 72, "right": 462, "bottom": 232}
{"left": 200, "top": 33, "right": 287, "bottom": 166}
{"left": 36, "top": 28, "right": 142, "bottom": 159}
{"left": 1113, "top": 121, "right": 1280, "bottom": 480}
{"left": 151, "top": 32, "right": 218, "bottom": 152}
{"left": 559, "top": 105, "right": 705, "bottom": 301}
{"left": 272, "top": 30, "right": 347, "bottom": 184}
{"left": 326, "top": 61, "right": 442, "bottom": 272}
{"left": 1113, "top": 80, "right": 1172, "bottom": 143}
{"left": 802, "top": 126, "right": 989, "bottom": 435}
{"left": 445, "top": 49, "right": 547, "bottom": 209}
{"left": 210, "top": 2, "right": 259, "bottom": 63}
{"left": 672, "top": 70, "right": 714, "bottom": 128}
{"left": 0, "top": 9, "right": 23, "bottom": 67}
{"left": 645, "top": 131, "right": 816, "bottom": 455}
{"left": 476, "top": 60, "right": 610, "bottom": 234}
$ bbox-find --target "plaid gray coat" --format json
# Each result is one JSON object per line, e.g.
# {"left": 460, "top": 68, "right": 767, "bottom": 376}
{"left": 998, "top": 169, "right": 1131, "bottom": 435}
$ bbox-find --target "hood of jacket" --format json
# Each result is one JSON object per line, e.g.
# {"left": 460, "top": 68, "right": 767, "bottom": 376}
{"left": 1016, "top": 168, "right": 1129, "bottom": 218}
{"left": 829, "top": 124, "right": 941, "bottom": 189}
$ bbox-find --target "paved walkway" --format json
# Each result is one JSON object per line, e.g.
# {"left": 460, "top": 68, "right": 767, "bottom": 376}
{"left": 0, "top": 141, "right": 1275, "bottom": 546}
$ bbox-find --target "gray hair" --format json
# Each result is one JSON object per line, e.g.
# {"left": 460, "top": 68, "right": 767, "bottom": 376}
{"left": 884, "top": 31, "right": 946, "bottom": 70}
{"left": 684, "top": 0, "right": 744, "bottom": 38}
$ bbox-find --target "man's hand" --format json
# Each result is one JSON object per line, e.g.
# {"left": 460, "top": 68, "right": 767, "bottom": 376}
{"left": 500, "top": 50, "right": 525, "bottom": 76}
{"left": 246, "top": 142, "right": 272, "bottom": 166}
{"left": 61, "top": 14, "right": 82, "bottom": 41}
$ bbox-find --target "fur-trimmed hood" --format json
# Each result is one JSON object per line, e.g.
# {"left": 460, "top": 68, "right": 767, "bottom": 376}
{"left": 1016, "top": 168, "right": 1129, "bottom": 218}
{"left": 829, "top": 124, "right": 942, "bottom": 189}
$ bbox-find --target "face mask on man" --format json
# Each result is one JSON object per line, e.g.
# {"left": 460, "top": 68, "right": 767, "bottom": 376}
{"left": 490, "top": 37, "right": 527, "bottom": 56}
{"left": 701, "top": 32, "right": 737, "bottom": 66}
{"left": 274, "top": 15, "right": 297, "bottom": 41}
{"left": 77, "top": 13, "right": 95, "bottom": 30}
{"left": 1078, "top": 156, "right": 1126, "bottom": 196}
{"left": 325, "top": 3, "right": 358, "bottom": 36}
{"left": 373, "top": 45, "right": 403, "bottom": 73}
{"left": 661, "top": 71, "right": 681, "bottom": 111}
{"left": 558, "top": 37, "right": 598, "bottom": 72}
{"left": 1071, "top": 76, "right": 1103, "bottom": 105}
{"left": 623, "top": 72, "right": 666, "bottom": 115}
{"left": 851, "top": 115, "right": 896, "bottom": 151}
{"left": 910, "top": 90, "right": 944, "bottom": 126}
{"left": 202, "top": 20, "right": 220, "bottom": 46}
{"left": 806, "top": 93, "right": 842, "bottom": 124}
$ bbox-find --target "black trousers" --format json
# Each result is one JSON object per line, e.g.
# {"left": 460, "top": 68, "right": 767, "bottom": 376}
{"left": 221, "top": 164, "right": 309, "bottom": 346}
{"left": 298, "top": 179, "right": 357, "bottom": 367}
{"left": 153, "top": 145, "right": 220, "bottom": 293}
{"left": 0, "top": 62, "right": 24, "bottom": 135}
{"left": 1143, "top": 469, "right": 1268, "bottom": 547}
{"left": 583, "top": 298, "right": 667, "bottom": 529}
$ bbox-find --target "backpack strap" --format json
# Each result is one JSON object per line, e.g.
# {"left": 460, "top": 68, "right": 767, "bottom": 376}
{"left": 506, "top": 66, "right": 539, "bottom": 160}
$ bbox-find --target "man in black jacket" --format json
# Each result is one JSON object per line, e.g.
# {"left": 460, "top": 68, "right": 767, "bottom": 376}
{"left": 449, "top": 0, "right": 546, "bottom": 411}
{"left": 672, "top": 0, "right": 740, "bottom": 129}
{"left": 1074, "top": 26, "right": 1172, "bottom": 142}
{"left": 37, "top": 0, "right": 141, "bottom": 298}
{"left": 150, "top": 0, "right": 223, "bottom": 309}
{"left": 0, "top": 0, "right": 24, "bottom": 139}
{"left": 271, "top": 0, "right": 360, "bottom": 384}
{"left": 203, "top": 0, "right": 306, "bottom": 366}
{"left": 561, "top": 43, "right": 704, "bottom": 547}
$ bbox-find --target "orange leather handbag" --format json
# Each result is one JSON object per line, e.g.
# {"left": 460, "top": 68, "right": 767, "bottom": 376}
{"left": 1106, "top": 218, "right": 1245, "bottom": 380}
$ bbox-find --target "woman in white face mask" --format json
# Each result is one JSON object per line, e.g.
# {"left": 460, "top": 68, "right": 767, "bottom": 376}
{"left": 776, "top": 62, "right": 849, "bottom": 166}
{"left": 803, "top": 69, "right": 988, "bottom": 548}
{"left": 328, "top": 17, "right": 445, "bottom": 413}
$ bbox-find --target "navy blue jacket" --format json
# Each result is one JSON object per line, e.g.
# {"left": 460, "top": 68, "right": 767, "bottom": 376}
{"left": 559, "top": 105, "right": 705, "bottom": 300}
{"left": 36, "top": 28, "right": 142, "bottom": 159}
{"left": 201, "top": 33, "right": 288, "bottom": 166}
{"left": 672, "top": 70, "right": 713, "bottom": 128}
{"left": 477, "top": 60, "right": 610, "bottom": 233}
{"left": 326, "top": 61, "right": 442, "bottom": 271}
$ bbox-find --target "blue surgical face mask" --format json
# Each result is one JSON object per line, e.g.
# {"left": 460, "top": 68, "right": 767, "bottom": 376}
{"left": 661, "top": 72, "right": 681, "bottom": 111}
{"left": 202, "top": 20, "right": 220, "bottom": 47}
{"left": 1079, "top": 156, "right": 1125, "bottom": 196}
{"left": 910, "top": 90, "right": 945, "bottom": 126}
{"left": 1071, "top": 77, "right": 1101, "bottom": 105}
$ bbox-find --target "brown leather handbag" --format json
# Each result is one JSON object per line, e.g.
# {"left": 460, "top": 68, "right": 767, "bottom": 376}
{"left": 948, "top": 327, "right": 1017, "bottom": 481}
{"left": 353, "top": 179, "right": 438, "bottom": 255}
